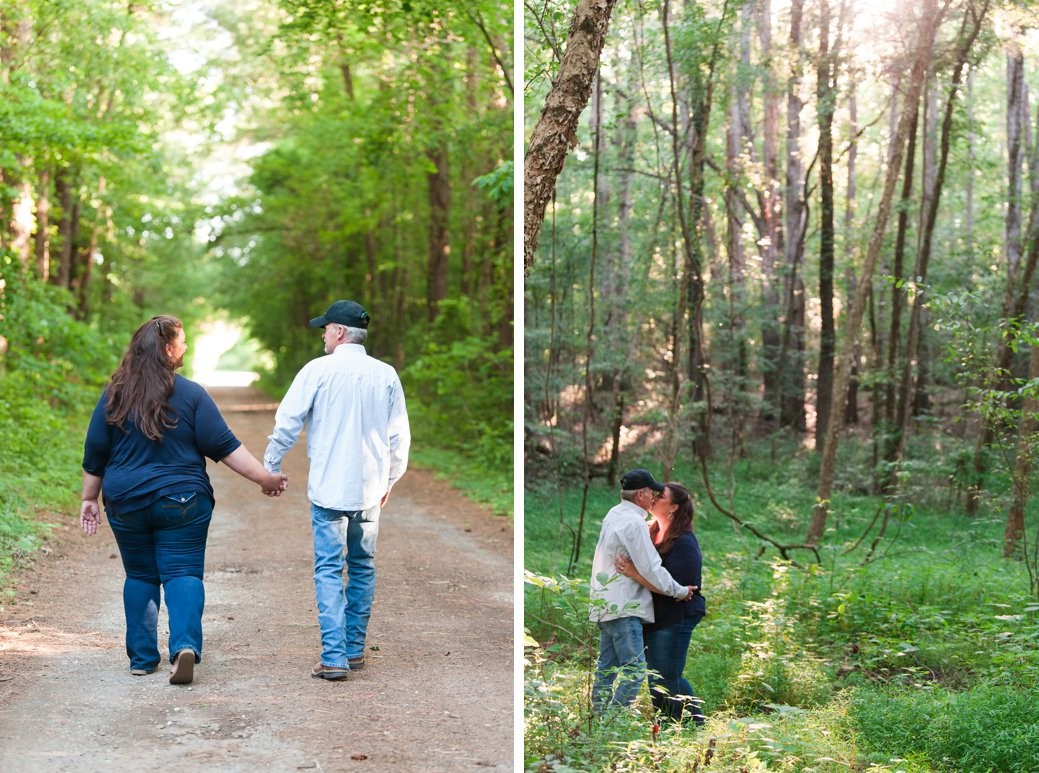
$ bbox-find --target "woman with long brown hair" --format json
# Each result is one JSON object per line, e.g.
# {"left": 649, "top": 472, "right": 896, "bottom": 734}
{"left": 617, "top": 481, "right": 706, "bottom": 724}
{"left": 79, "top": 315, "right": 287, "bottom": 685}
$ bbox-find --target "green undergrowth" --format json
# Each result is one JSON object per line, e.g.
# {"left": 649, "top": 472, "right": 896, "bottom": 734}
{"left": 524, "top": 439, "right": 1039, "bottom": 771}
{"left": 0, "top": 385, "right": 94, "bottom": 594}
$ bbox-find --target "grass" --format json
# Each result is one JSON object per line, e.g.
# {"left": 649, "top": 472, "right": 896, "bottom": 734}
{"left": 0, "top": 418, "right": 83, "bottom": 595}
{"left": 410, "top": 443, "right": 513, "bottom": 518}
{"left": 524, "top": 437, "right": 1039, "bottom": 771}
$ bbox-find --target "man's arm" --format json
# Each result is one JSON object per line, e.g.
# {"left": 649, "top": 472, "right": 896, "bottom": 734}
{"left": 222, "top": 446, "right": 289, "bottom": 495}
{"left": 380, "top": 378, "right": 410, "bottom": 506}
{"left": 615, "top": 555, "right": 698, "bottom": 596}
{"left": 622, "top": 523, "right": 693, "bottom": 600}
{"left": 386, "top": 378, "right": 410, "bottom": 488}
{"left": 263, "top": 371, "right": 311, "bottom": 471}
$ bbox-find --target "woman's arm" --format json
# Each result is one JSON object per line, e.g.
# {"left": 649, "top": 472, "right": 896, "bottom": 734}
{"left": 80, "top": 471, "right": 103, "bottom": 536}
{"left": 221, "top": 446, "right": 288, "bottom": 495}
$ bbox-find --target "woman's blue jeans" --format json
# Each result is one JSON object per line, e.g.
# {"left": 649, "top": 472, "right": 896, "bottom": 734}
{"left": 107, "top": 492, "right": 212, "bottom": 671}
{"left": 310, "top": 503, "right": 380, "bottom": 668}
{"left": 643, "top": 613, "right": 705, "bottom": 722}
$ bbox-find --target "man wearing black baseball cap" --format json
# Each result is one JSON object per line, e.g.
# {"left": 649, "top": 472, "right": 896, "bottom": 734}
{"left": 588, "top": 468, "right": 695, "bottom": 714}
{"left": 308, "top": 300, "right": 371, "bottom": 330}
{"left": 264, "top": 299, "right": 410, "bottom": 681}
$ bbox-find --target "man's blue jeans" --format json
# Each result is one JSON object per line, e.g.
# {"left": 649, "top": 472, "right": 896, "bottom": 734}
{"left": 310, "top": 503, "right": 380, "bottom": 668}
{"left": 592, "top": 616, "right": 647, "bottom": 713}
{"left": 643, "top": 613, "right": 705, "bottom": 722}
{"left": 107, "top": 492, "right": 212, "bottom": 671}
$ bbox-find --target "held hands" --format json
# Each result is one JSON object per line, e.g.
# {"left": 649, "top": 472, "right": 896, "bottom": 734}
{"left": 261, "top": 472, "right": 289, "bottom": 497}
{"left": 80, "top": 499, "right": 101, "bottom": 536}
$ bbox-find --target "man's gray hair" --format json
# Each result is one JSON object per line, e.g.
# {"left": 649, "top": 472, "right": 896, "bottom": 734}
{"left": 620, "top": 489, "right": 640, "bottom": 503}
{"left": 343, "top": 326, "right": 368, "bottom": 344}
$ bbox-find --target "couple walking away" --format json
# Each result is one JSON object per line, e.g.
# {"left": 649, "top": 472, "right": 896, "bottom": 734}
{"left": 79, "top": 300, "right": 410, "bottom": 685}
{"left": 590, "top": 468, "right": 706, "bottom": 724}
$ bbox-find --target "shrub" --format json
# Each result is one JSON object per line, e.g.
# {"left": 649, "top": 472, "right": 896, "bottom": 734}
{"left": 402, "top": 332, "right": 512, "bottom": 471}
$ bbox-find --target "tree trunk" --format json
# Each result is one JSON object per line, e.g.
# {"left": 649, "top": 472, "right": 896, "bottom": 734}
{"left": 426, "top": 144, "right": 450, "bottom": 322}
{"left": 968, "top": 16, "right": 1036, "bottom": 513}
{"left": 889, "top": 1, "right": 987, "bottom": 484}
{"left": 676, "top": 0, "right": 717, "bottom": 461}
{"left": 845, "top": 86, "right": 860, "bottom": 426}
{"left": 815, "top": 0, "right": 836, "bottom": 453}
{"left": 808, "top": 0, "right": 943, "bottom": 544}
{"left": 1005, "top": 343, "right": 1039, "bottom": 558}
{"left": 11, "top": 180, "right": 33, "bottom": 269}
{"left": 1006, "top": 44, "right": 1026, "bottom": 278}
{"left": 725, "top": 0, "right": 753, "bottom": 422}
{"left": 572, "top": 69, "right": 609, "bottom": 571}
{"left": 758, "top": 0, "right": 784, "bottom": 425}
{"left": 604, "top": 64, "right": 639, "bottom": 483}
{"left": 524, "top": 0, "right": 618, "bottom": 272}
{"left": 883, "top": 100, "right": 918, "bottom": 434}
{"left": 780, "top": 0, "right": 807, "bottom": 433}
{"left": 966, "top": 70, "right": 976, "bottom": 258}
{"left": 56, "top": 170, "right": 78, "bottom": 290}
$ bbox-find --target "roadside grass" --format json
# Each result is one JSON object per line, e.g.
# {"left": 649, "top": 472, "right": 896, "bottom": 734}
{"left": 0, "top": 411, "right": 85, "bottom": 595}
{"left": 0, "top": 498, "right": 48, "bottom": 597}
{"left": 409, "top": 444, "right": 513, "bottom": 518}
{"left": 524, "top": 437, "right": 1039, "bottom": 771}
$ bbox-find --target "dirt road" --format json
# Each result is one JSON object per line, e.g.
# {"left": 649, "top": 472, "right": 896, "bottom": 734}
{"left": 0, "top": 387, "right": 514, "bottom": 772}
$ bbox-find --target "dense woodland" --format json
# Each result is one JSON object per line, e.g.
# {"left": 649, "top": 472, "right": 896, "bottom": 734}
{"left": 526, "top": 0, "right": 1039, "bottom": 552}
{"left": 0, "top": 0, "right": 513, "bottom": 583}
{"left": 525, "top": 0, "right": 1039, "bottom": 769}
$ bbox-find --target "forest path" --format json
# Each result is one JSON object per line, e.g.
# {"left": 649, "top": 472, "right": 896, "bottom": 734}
{"left": 0, "top": 386, "right": 513, "bottom": 772}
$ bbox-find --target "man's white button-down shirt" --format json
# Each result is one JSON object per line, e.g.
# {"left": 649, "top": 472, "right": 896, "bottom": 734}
{"left": 263, "top": 343, "right": 410, "bottom": 511}
{"left": 589, "top": 500, "right": 689, "bottom": 623}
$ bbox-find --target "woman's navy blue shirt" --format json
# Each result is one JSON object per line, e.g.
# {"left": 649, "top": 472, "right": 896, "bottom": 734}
{"left": 644, "top": 530, "right": 706, "bottom": 631}
{"left": 82, "top": 375, "right": 241, "bottom": 515}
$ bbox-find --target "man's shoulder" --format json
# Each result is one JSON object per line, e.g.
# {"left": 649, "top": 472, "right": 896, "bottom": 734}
{"left": 601, "top": 503, "right": 646, "bottom": 534}
{"left": 604, "top": 500, "right": 641, "bottom": 522}
{"left": 295, "top": 353, "right": 336, "bottom": 377}
{"left": 331, "top": 346, "right": 399, "bottom": 374}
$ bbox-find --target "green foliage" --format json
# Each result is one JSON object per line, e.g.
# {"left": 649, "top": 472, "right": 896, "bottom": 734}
{"left": 2, "top": 0, "right": 514, "bottom": 593}
{"left": 0, "top": 272, "right": 115, "bottom": 402}
{"left": 472, "top": 161, "right": 514, "bottom": 206}
{"left": 0, "top": 270, "right": 114, "bottom": 589}
{"left": 727, "top": 563, "right": 832, "bottom": 712}
{"left": 403, "top": 329, "right": 513, "bottom": 471}
{"left": 525, "top": 571, "right": 600, "bottom": 662}
{"left": 0, "top": 499, "right": 48, "bottom": 595}
{"left": 852, "top": 685, "right": 1039, "bottom": 771}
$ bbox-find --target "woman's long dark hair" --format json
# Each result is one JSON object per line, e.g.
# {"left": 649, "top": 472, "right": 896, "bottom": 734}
{"left": 105, "top": 315, "right": 181, "bottom": 441}
{"left": 648, "top": 482, "right": 694, "bottom": 556}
